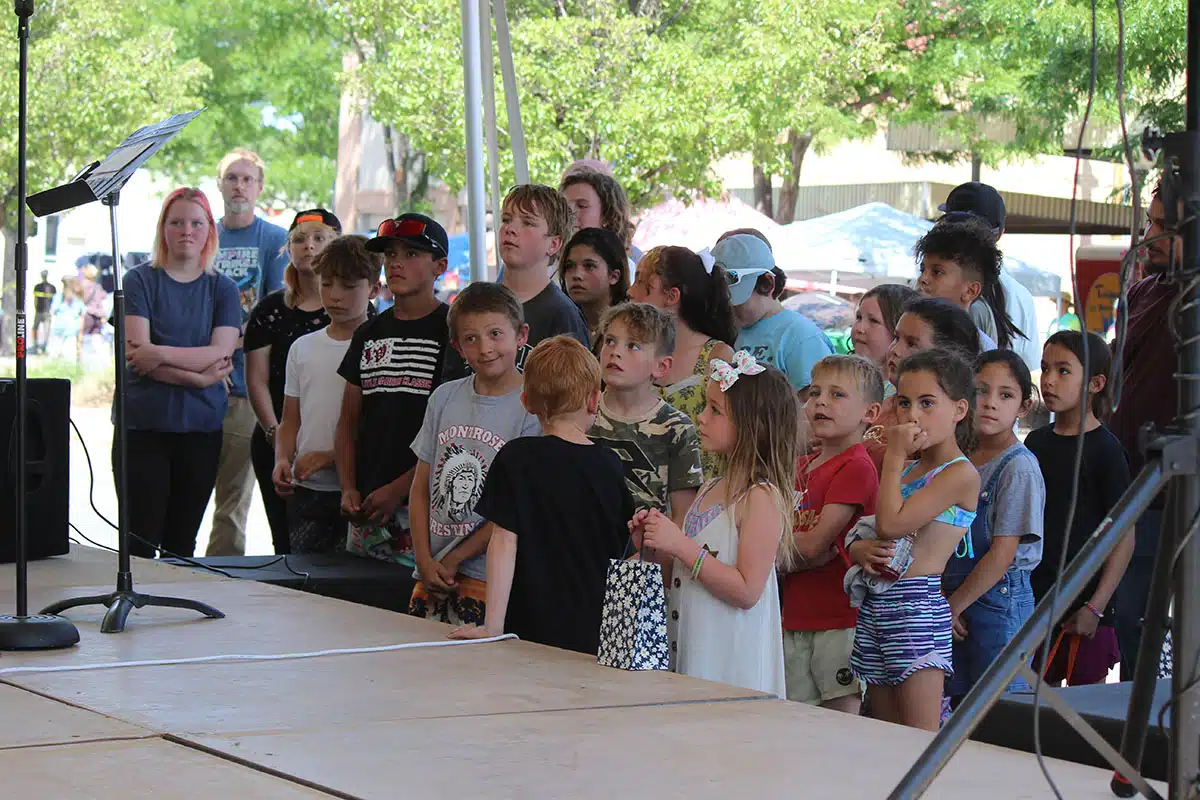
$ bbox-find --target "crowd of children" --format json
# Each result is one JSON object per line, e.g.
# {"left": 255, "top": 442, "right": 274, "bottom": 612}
{"left": 125, "top": 173, "right": 1152, "bottom": 734}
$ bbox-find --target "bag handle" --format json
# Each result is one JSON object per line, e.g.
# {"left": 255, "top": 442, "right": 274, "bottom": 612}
{"left": 1041, "top": 630, "right": 1082, "bottom": 684}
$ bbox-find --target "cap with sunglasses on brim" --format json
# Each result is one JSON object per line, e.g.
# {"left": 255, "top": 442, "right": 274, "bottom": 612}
{"left": 366, "top": 212, "right": 449, "bottom": 257}
{"left": 713, "top": 234, "right": 776, "bottom": 306}
{"left": 290, "top": 208, "right": 342, "bottom": 233}
{"left": 938, "top": 181, "right": 1006, "bottom": 232}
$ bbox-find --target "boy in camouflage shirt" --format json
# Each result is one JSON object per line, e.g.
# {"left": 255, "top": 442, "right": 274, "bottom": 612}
{"left": 589, "top": 303, "right": 702, "bottom": 527}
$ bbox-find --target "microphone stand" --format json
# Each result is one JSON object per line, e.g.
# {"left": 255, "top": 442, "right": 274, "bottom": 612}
{"left": 0, "top": 0, "right": 79, "bottom": 650}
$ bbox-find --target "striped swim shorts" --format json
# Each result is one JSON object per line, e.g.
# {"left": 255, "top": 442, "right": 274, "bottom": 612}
{"left": 850, "top": 575, "right": 953, "bottom": 687}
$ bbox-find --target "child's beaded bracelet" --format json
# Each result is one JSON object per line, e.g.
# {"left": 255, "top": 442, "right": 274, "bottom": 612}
{"left": 1085, "top": 601, "right": 1104, "bottom": 619}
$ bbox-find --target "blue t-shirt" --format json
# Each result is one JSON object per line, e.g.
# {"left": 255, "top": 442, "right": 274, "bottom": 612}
{"left": 735, "top": 309, "right": 833, "bottom": 392}
{"left": 213, "top": 216, "right": 289, "bottom": 396}
{"left": 122, "top": 265, "right": 242, "bottom": 433}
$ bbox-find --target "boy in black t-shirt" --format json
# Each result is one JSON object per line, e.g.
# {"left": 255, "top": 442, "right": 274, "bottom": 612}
{"left": 450, "top": 336, "right": 633, "bottom": 655}
{"left": 442, "top": 185, "right": 590, "bottom": 380}
{"left": 336, "top": 213, "right": 452, "bottom": 565}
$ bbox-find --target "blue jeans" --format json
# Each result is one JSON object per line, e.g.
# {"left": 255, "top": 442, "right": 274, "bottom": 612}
{"left": 945, "top": 567, "right": 1035, "bottom": 697}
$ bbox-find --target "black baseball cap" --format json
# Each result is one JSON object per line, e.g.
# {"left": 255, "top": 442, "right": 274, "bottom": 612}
{"left": 366, "top": 213, "right": 449, "bottom": 257}
{"left": 939, "top": 182, "right": 1006, "bottom": 232}
{"left": 290, "top": 208, "right": 342, "bottom": 233}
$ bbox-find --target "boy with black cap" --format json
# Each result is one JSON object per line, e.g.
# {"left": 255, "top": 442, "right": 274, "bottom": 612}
{"left": 335, "top": 213, "right": 452, "bottom": 565}
{"left": 939, "top": 181, "right": 1040, "bottom": 370}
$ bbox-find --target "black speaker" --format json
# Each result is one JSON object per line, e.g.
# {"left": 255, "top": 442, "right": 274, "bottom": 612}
{"left": 0, "top": 378, "right": 70, "bottom": 563}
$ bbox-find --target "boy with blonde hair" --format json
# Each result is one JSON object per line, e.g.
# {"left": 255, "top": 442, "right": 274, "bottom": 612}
{"left": 408, "top": 282, "right": 541, "bottom": 626}
{"left": 444, "top": 185, "right": 589, "bottom": 380}
{"left": 589, "top": 302, "right": 701, "bottom": 528}
{"left": 784, "top": 354, "right": 883, "bottom": 713}
{"left": 450, "top": 336, "right": 633, "bottom": 655}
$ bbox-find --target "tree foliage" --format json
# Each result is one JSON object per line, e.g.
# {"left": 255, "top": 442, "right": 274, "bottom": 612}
{"left": 147, "top": 0, "right": 343, "bottom": 208}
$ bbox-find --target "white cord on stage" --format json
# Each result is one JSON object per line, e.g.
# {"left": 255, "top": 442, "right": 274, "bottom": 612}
{"left": 0, "top": 633, "right": 518, "bottom": 676}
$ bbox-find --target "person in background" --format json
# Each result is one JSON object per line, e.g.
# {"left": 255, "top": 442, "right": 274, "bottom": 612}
{"left": 560, "top": 162, "right": 640, "bottom": 266}
{"left": 273, "top": 235, "right": 379, "bottom": 554}
{"left": 939, "top": 181, "right": 1041, "bottom": 371}
{"left": 1026, "top": 331, "right": 1132, "bottom": 686}
{"left": 121, "top": 188, "right": 241, "bottom": 557}
{"left": 79, "top": 264, "right": 109, "bottom": 358}
{"left": 630, "top": 245, "right": 736, "bottom": 480}
{"left": 1110, "top": 180, "right": 1183, "bottom": 680}
{"left": 715, "top": 233, "right": 832, "bottom": 393}
{"left": 558, "top": 227, "right": 628, "bottom": 347}
{"left": 337, "top": 213, "right": 452, "bottom": 566}
{"left": 850, "top": 284, "right": 917, "bottom": 397}
{"left": 50, "top": 277, "right": 86, "bottom": 362}
{"left": 864, "top": 297, "right": 982, "bottom": 473}
{"left": 208, "top": 148, "right": 289, "bottom": 557}
{"left": 449, "top": 336, "right": 632, "bottom": 655}
{"left": 914, "top": 218, "right": 1019, "bottom": 351}
{"left": 32, "top": 269, "right": 56, "bottom": 354}
{"left": 943, "top": 350, "right": 1044, "bottom": 706}
{"left": 408, "top": 282, "right": 541, "bottom": 626}
{"left": 245, "top": 209, "right": 343, "bottom": 554}
{"left": 785, "top": 355, "right": 882, "bottom": 713}
{"left": 443, "top": 185, "right": 590, "bottom": 381}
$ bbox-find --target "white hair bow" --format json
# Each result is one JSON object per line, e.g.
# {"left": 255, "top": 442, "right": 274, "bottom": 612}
{"left": 710, "top": 350, "right": 766, "bottom": 392}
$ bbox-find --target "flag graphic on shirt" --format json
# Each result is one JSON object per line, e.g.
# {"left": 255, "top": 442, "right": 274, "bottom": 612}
{"left": 359, "top": 336, "right": 442, "bottom": 396}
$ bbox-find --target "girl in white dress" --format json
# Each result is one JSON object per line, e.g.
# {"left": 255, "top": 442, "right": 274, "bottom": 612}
{"left": 632, "top": 351, "right": 798, "bottom": 696}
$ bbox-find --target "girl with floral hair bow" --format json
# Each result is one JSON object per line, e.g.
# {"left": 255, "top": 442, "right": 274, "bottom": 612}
{"left": 631, "top": 351, "right": 799, "bottom": 696}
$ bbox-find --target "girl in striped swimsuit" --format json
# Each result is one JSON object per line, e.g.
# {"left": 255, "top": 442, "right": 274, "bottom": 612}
{"left": 848, "top": 349, "right": 981, "bottom": 730}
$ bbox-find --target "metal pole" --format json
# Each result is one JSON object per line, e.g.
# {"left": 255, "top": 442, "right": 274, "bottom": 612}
{"left": 492, "top": 0, "right": 528, "bottom": 185}
{"left": 478, "top": 0, "right": 503, "bottom": 281}
{"left": 1169, "top": 2, "right": 1200, "bottom": 795}
{"left": 13, "top": 0, "right": 32, "bottom": 618}
{"left": 105, "top": 196, "right": 132, "bottom": 592}
{"left": 461, "top": 0, "right": 487, "bottom": 282}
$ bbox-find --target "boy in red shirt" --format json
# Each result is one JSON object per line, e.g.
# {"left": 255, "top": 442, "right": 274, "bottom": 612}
{"left": 784, "top": 354, "right": 883, "bottom": 713}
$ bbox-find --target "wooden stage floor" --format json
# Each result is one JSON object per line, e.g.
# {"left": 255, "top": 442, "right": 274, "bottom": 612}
{"left": 0, "top": 545, "right": 1157, "bottom": 798}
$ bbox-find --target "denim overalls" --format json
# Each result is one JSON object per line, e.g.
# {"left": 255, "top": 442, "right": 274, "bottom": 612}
{"left": 942, "top": 448, "right": 1036, "bottom": 697}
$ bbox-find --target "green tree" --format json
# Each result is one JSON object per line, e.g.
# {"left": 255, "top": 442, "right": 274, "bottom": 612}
{"left": 147, "top": 0, "right": 344, "bottom": 208}
{"left": 0, "top": 0, "right": 207, "bottom": 351}
{"left": 334, "top": 0, "right": 734, "bottom": 209}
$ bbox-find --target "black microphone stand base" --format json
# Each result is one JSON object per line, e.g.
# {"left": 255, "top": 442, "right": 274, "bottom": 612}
{"left": 0, "top": 613, "right": 80, "bottom": 650}
{"left": 41, "top": 573, "right": 224, "bottom": 635}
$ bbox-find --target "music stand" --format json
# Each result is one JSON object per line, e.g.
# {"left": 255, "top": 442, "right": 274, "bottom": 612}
{"left": 31, "top": 110, "right": 227, "bottom": 633}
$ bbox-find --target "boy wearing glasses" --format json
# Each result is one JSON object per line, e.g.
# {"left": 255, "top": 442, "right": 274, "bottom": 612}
{"left": 335, "top": 213, "right": 452, "bottom": 566}
{"left": 208, "top": 148, "right": 290, "bottom": 557}
{"left": 443, "top": 184, "right": 589, "bottom": 380}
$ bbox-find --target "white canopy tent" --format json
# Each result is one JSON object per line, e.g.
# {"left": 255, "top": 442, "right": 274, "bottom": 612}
{"left": 775, "top": 202, "right": 1063, "bottom": 298}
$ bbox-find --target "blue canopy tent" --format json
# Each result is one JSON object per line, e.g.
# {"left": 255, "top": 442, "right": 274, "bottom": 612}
{"left": 775, "top": 202, "right": 1062, "bottom": 298}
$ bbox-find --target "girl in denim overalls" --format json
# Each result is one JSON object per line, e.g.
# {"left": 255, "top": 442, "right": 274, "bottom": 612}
{"left": 943, "top": 351, "right": 1045, "bottom": 706}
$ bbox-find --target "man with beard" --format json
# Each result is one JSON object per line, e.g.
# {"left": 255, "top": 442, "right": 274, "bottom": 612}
{"left": 1110, "top": 180, "right": 1186, "bottom": 678}
{"left": 207, "top": 149, "right": 289, "bottom": 556}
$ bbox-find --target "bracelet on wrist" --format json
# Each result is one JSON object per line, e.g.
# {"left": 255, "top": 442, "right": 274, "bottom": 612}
{"left": 1085, "top": 601, "right": 1104, "bottom": 619}
{"left": 691, "top": 545, "right": 709, "bottom": 580}
{"left": 263, "top": 424, "right": 277, "bottom": 442}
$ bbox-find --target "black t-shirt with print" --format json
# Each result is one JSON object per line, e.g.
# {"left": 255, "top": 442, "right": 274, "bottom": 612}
{"left": 244, "top": 290, "right": 331, "bottom": 418}
{"left": 338, "top": 304, "right": 450, "bottom": 496}
{"left": 476, "top": 435, "right": 633, "bottom": 655}
{"left": 442, "top": 281, "right": 590, "bottom": 381}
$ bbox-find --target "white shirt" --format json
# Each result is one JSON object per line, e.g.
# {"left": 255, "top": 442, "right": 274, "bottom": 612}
{"left": 284, "top": 328, "right": 352, "bottom": 491}
{"left": 970, "top": 270, "right": 1041, "bottom": 370}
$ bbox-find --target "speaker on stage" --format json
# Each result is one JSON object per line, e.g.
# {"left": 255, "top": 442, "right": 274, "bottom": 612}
{"left": 0, "top": 378, "right": 69, "bottom": 563}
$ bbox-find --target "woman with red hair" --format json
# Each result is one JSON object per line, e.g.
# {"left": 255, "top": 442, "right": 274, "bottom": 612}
{"left": 121, "top": 188, "right": 243, "bottom": 557}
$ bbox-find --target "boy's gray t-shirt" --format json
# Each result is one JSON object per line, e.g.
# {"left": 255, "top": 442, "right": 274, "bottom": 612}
{"left": 410, "top": 376, "right": 542, "bottom": 580}
{"left": 979, "top": 442, "right": 1045, "bottom": 571}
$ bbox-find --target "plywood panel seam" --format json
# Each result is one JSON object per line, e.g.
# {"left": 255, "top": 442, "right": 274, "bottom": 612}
{"left": 0, "top": 678, "right": 162, "bottom": 733}
{"left": 164, "top": 734, "right": 365, "bottom": 800}
{"left": 0, "top": 732, "right": 159, "bottom": 752}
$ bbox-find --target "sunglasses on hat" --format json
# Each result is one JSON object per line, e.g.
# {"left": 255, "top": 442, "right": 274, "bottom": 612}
{"left": 376, "top": 217, "right": 445, "bottom": 254}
